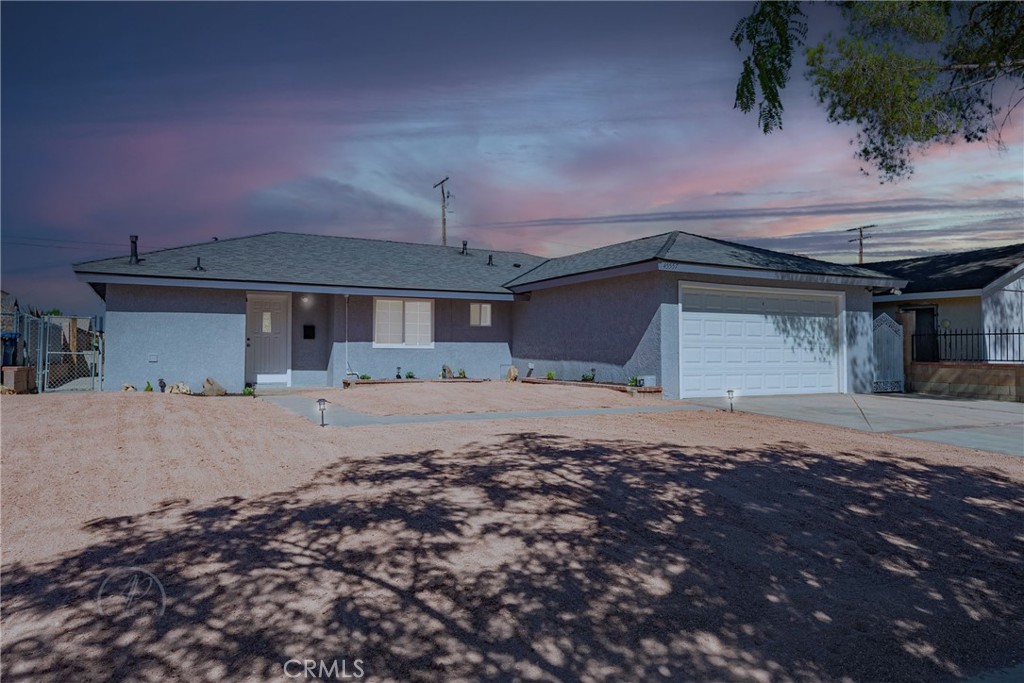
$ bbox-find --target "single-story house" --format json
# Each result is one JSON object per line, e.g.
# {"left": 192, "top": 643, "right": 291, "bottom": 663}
{"left": 865, "top": 243, "right": 1024, "bottom": 362}
{"left": 74, "top": 231, "right": 904, "bottom": 399}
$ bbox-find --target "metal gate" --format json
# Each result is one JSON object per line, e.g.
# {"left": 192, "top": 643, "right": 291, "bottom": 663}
{"left": 872, "top": 313, "right": 904, "bottom": 393}
{"left": 3, "top": 312, "right": 104, "bottom": 391}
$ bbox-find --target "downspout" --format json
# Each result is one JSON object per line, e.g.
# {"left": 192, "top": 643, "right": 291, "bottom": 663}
{"left": 344, "top": 294, "right": 350, "bottom": 379}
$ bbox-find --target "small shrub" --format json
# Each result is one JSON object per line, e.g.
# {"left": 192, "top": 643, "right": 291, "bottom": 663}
{"left": 546, "top": 371, "right": 556, "bottom": 380}
{"left": 358, "top": 374, "right": 371, "bottom": 380}
{"left": 580, "top": 373, "right": 595, "bottom": 382}
{"left": 627, "top": 376, "right": 640, "bottom": 387}
{"left": 242, "top": 386, "right": 255, "bottom": 396}
{"left": 405, "top": 371, "right": 416, "bottom": 379}
{"left": 457, "top": 368, "right": 467, "bottom": 378}
{"left": 144, "top": 381, "right": 154, "bottom": 392}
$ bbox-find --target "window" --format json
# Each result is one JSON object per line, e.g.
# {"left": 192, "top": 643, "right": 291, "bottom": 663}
{"left": 374, "top": 298, "right": 433, "bottom": 347}
{"left": 470, "top": 302, "right": 492, "bottom": 327}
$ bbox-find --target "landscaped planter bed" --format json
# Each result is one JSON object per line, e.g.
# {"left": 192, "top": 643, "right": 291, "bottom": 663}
{"left": 520, "top": 377, "right": 662, "bottom": 394}
{"left": 342, "top": 377, "right": 489, "bottom": 387}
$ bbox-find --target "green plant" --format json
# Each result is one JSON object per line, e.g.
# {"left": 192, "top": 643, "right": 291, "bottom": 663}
{"left": 546, "top": 371, "right": 556, "bottom": 380}
{"left": 144, "top": 381, "right": 153, "bottom": 392}
{"left": 242, "top": 386, "right": 255, "bottom": 396}
{"left": 457, "top": 368, "right": 466, "bottom": 378}
{"left": 358, "top": 374, "right": 371, "bottom": 380}
{"left": 580, "top": 373, "right": 595, "bottom": 382}
{"left": 627, "top": 376, "right": 640, "bottom": 387}
{"left": 405, "top": 371, "right": 416, "bottom": 379}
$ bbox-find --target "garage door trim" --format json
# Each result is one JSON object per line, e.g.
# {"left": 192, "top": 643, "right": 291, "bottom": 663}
{"left": 677, "top": 281, "right": 847, "bottom": 397}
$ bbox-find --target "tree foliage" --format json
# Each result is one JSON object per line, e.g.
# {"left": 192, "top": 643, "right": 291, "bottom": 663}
{"left": 733, "top": 1, "right": 1024, "bottom": 182}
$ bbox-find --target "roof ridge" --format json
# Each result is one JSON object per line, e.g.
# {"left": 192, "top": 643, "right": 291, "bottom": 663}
{"left": 654, "top": 231, "right": 680, "bottom": 258}
{"left": 73, "top": 230, "right": 545, "bottom": 267}
{"left": 72, "top": 231, "right": 282, "bottom": 267}
{"left": 863, "top": 242, "right": 1024, "bottom": 267}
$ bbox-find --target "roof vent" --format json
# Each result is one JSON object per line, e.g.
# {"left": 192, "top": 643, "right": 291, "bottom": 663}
{"left": 128, "top": 235, "right": 143, "bottom": 265}
{"left": 487, "top": 254, "right": 494, "bottom": 266}
{"left": 513, "top": 263, "right": 521, "bottom": 268}
{"left": 461, "top": 240, "right": 468, "bottom": 255}
{"left": 192, "top": 257, "right": 206, "bottom": 272}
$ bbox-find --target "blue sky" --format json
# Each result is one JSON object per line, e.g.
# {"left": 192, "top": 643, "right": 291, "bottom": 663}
{"left": 2, "top": 2, "right": 1022, "bottom": 313}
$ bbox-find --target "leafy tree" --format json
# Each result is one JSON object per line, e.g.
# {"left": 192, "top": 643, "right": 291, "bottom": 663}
{"left": 732, "top": 1, "right": 1024, "bottom": 182}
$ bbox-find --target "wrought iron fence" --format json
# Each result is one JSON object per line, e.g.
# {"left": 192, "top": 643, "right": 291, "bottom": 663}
{"left": 911, "top": 329, "right": 1023, "bottom": 363}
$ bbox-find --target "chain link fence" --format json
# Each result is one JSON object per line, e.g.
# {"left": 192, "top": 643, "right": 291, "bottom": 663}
{"left": 1, "top": 311, "right": 104, "bottom": 391}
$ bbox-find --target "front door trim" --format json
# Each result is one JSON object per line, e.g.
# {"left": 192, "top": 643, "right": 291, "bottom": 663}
{"left": 246, "top": 291, "right": 292, "bottom": 386}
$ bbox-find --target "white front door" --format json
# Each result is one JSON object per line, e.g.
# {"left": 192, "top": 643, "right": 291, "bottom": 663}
{"left": 679, "top": 283, "right": 842, "bottom": 398}
{"left": 246, "top": 293, "right": 291, "bottom": 384}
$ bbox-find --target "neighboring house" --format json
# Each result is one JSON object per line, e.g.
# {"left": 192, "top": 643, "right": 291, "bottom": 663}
{"left": 866, "top": 243, "right": 1024, "bottom": 362}
{"left": 74, "top": 231, "right": 904, "bottom": 399}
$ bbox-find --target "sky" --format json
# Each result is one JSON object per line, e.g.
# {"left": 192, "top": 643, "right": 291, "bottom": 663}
{"left": 2, "top": 1, "right": 1022, "bottom": 314}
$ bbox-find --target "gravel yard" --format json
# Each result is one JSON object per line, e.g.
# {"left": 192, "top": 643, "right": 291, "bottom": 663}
{"left": 2, "top": 388, "right": 1022, "bottom": 682}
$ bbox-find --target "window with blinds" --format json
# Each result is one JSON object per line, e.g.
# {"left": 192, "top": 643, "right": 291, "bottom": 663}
{"left": 373, "top": 298, "right": 433, "bottom": 347}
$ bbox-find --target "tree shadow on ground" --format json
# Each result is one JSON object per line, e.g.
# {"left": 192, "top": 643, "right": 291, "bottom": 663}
{"left": 3, "top": 434, "right": 1022, "bottom": 682}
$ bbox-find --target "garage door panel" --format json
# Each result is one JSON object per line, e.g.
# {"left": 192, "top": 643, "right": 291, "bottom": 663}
{"left": 680, "top": 285, "right": 841, "bottom": 398}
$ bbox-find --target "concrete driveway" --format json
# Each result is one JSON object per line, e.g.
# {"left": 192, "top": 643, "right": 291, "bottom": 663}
{"left": 690, "top": 393, "right": 1024, "bottom": 457}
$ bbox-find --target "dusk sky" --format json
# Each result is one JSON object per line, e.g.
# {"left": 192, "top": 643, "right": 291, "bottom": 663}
{"left": 3, "top": 1, "right": 1022, "bottom": 314}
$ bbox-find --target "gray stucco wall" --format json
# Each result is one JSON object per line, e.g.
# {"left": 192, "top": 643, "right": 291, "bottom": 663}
{"left": 328, "top": 295, "right": 515, "bottom": 382}
{"left": 511, "top": 271, "right": 875, "bottom": 398}
{"left": 511, "top": 271, "right": 666, "bottom": 388}
{"left": 103, "top": 285, "right": 246, "bottom": 391}
{"left": 290, "top": 292, "right": 333, "bottom": 386}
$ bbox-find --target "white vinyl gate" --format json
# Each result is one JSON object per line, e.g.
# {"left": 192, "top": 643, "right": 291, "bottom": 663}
{"left": 872, "top": 313, "right": 904, "bottom": 393}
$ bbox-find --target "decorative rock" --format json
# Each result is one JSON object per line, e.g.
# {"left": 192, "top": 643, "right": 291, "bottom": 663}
{"left": 506, "top": 366, "right": 519, "bottom": 382}
{"left": 168, "top": 382, "right": 192, "bottom": 395}
{"left": 122, "top": 384, "right": 137, "bottom": 392}
{"left": 202, "top": 377, "right": 227, "bottom": 396}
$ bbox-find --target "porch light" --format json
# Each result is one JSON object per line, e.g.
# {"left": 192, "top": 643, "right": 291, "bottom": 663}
{"left": 727, "top": 389, "right": 735, "bottom": 413}
{"left": 316, "top": 398, "right": 329, "bottom": 427}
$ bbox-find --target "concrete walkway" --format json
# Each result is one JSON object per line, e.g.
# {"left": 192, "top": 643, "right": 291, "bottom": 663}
{"left": 261, "top": 391, "right": 1022, "bottom": 457}
{"left": 260, "top": 394, "right": 708, "bottom": 428}
{"left": 689, "top": 393, "right": 1024, "bottom": 457}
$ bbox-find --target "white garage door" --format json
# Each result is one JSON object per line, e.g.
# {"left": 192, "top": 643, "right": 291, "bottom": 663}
{"left": 679, "top": 284, "right": 842, "bottom": 398}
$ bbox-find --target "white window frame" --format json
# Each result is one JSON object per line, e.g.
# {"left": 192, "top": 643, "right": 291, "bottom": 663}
{"left": 373, "top": 297, "right": 435, "bottom": 348}
{"left": 469, "top": 302, "right": 492, "bottom": 327}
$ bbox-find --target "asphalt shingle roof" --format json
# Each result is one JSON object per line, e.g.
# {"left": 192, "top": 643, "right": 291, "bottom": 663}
{"left": 74, "top": 232, "right": 547, "bottom": 294}
{"left": 505, "top": 231, "right": 892, "bottom": 287}
{"left": 863, "top": 243, "right": 1024, "bottom": 294}
{"left": 75, "top": 230, "right": 902, "bottom": 296}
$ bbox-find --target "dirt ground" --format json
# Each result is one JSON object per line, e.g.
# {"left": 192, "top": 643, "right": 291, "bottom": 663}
{"left": 290, "top": 380, "right": 668, "bottom": 416}
{"left": 2, "top": 389, "right": 1022, "bottom": 683}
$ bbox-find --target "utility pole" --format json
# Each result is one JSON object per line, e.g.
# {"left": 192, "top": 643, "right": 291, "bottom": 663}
{"left": 845, "top": 224, "right": 878, "bottom": 265}
{"left": 433, "top": 176, "right": 450, "bottom": 246}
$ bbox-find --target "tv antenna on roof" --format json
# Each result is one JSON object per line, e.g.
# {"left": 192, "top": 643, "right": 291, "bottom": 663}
{"left": 846, "top": 224, "right": 878, "bottom": 265}
{"left": 433, "top": 176, "right": 453, "bottom": 246}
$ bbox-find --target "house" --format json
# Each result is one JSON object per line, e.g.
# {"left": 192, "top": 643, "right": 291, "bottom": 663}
{"left": 73, "top": 231, "right": 905, "bottom": 399}
{"left": 865, "top": 243, "right": 1024, "bottom": 362}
